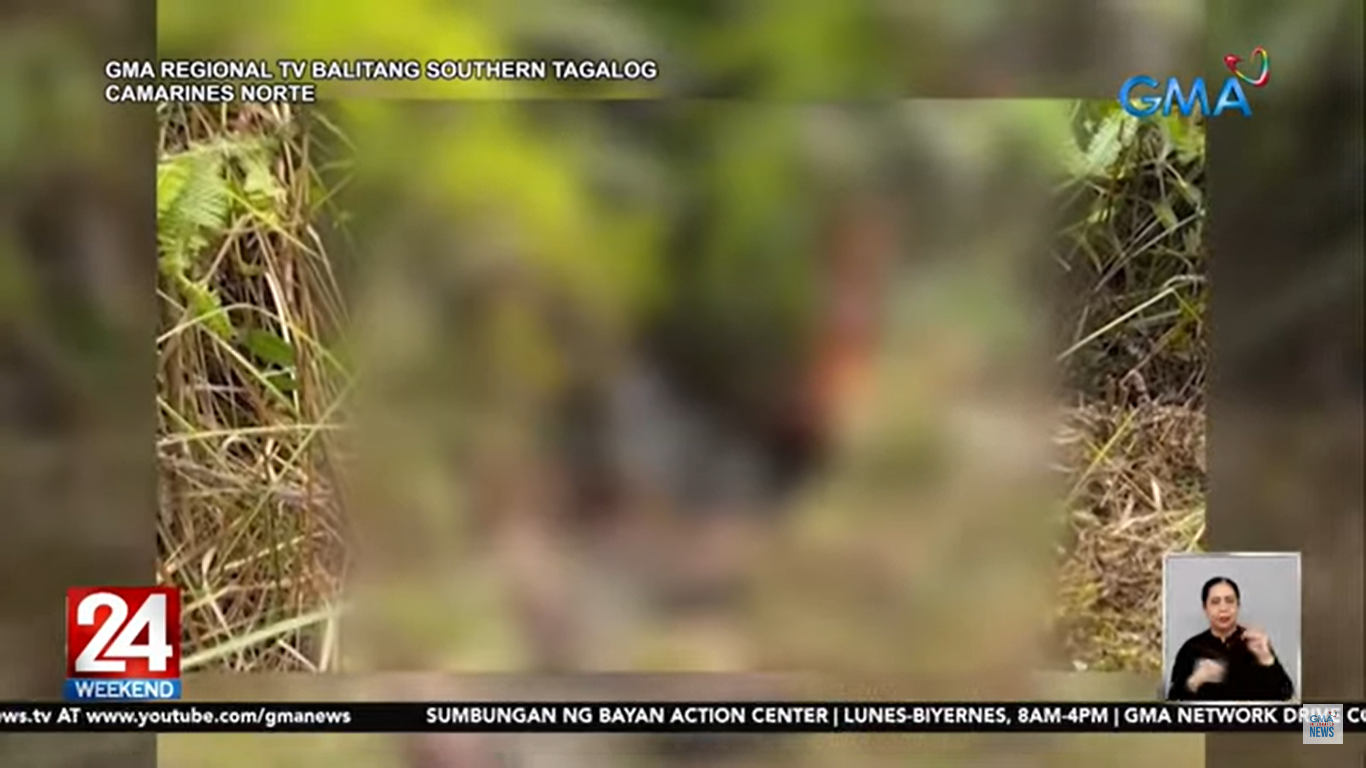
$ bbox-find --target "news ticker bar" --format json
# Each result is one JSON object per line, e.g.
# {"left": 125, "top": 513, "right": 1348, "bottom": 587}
{"left": 0, "top": 702, "right": 1357, "bottom": 733}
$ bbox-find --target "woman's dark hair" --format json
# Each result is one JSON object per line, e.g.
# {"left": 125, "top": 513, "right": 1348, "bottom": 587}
{"left": 1201, "top": 576, "right": 1240, "bottom": 605}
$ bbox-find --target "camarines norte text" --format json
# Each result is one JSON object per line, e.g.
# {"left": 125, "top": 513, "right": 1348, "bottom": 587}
{"left": 105, "top": 58, "right": 658, "bottom": 102}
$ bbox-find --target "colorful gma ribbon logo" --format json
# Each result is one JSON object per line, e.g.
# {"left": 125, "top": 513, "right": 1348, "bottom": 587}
{"left": 1224, "top": 46, "right": 1271, "bottom": 88}
{"left": 1120, "top": 47, "right": 1270, "bottom": 118}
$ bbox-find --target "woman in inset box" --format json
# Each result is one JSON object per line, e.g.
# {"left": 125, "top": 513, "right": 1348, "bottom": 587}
{"left": 1167, "top": 576, "right": 1295, "bottom": 701}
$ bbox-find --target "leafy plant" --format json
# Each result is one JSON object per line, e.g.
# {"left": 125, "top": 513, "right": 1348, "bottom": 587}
{"left": 157, "top": 146, "right": 233, "bottom": 338}
{"left": 157, "top": 138, "right": 289, "bottom": 341}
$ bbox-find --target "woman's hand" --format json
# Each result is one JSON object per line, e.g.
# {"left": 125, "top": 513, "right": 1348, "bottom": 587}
{"left": 1187, "top": 657, "right": 1226, "bottom": 692}
{"left": 1243, "top": 628, "right": 1276, "bottom": 666}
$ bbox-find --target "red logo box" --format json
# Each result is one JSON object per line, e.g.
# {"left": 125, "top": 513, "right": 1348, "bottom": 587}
{"left": 66, "top": 587, "right": 181, "bottom": 679}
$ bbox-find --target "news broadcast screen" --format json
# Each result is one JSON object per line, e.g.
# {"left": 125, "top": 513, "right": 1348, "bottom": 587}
{"left": 3, "top": 2, "right": 1361, "bottom": 768}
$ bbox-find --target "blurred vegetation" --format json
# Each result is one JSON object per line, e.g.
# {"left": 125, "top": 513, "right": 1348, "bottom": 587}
{"left": 2, "top": 1, "right": 1358, "bottom": 767}
{"left": 155, "top": 91, "right": 1206, "bottom": 679}
{"left": 146, "top": 0, "right": 1218, "bottom": 703}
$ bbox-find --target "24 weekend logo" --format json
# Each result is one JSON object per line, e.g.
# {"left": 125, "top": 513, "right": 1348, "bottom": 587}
{"left": 1120, "top": 47, "right": 1270, "bottom": 118}
{"left": 65, "top": 587, "right": 182, "bottom": 700}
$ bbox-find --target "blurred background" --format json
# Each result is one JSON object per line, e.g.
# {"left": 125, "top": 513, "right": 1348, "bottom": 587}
{"left": 3, "top": 1, "right": 1362, "bottom": 767}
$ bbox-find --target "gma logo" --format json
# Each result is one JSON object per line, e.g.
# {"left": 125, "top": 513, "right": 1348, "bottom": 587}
{"left": 1118, "top": 76, "right": 1252, "bottom": 118}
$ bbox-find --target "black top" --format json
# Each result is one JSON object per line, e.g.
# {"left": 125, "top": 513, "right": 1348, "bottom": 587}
{"left": 1166, "top": 626, "right": 1295, "bottom": 701}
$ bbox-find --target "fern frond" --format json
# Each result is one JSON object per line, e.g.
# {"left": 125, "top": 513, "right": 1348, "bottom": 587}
{"left": 157, "top": 146, "right": 235, "bottom": 340}
{"left": 157, "top": 149, "right": 231, "bottom": 277}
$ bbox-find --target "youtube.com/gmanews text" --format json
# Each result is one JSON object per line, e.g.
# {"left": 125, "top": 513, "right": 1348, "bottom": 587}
{"left": 0, "top": 704, "right": 351, "bottom": 730}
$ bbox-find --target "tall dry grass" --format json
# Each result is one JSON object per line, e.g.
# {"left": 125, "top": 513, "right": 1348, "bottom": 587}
{"left": 157, "top": 103, "right": 349, "bottom": 672}
{"left": 1053, "top": 106, "right": 1208, "bottom": 672}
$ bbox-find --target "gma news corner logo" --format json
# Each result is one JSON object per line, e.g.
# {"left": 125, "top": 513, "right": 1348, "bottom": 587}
{"left": 1302, "top": 704, "right": 1343, "bottom": 745}
{"left": 1119, "top": 47, "right": 1270, "bottom": 118}
{"left": 65, "top": 587, "right": 182, "bottom": 701}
